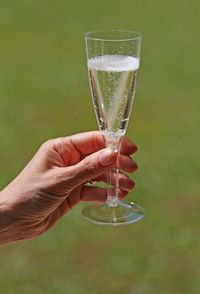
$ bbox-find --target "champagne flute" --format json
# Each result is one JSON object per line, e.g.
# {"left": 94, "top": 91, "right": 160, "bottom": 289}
{"left": 82, "top": 30, "right": 144, "bottom": 226}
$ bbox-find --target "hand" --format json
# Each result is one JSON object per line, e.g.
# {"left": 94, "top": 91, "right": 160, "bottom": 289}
{"left": 0, "top": 131, "right": 138, "bottom": 245}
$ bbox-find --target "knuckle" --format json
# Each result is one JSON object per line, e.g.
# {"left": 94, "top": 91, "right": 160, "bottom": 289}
{"left": 82, "top": 157, "right": 98, "bottom": 177}
{"left": 41, "top": 138, "right": 64, "bottom": 153}
{"left": 41, "top": 138, "right": 55, "bottom": 150}
{"left": 92, "top": 131, "right": 105, "bottom": 150}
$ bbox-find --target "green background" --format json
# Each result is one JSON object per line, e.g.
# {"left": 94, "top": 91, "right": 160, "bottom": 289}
{"left": 0, "top": 0, "right": 200, "bottom": 293}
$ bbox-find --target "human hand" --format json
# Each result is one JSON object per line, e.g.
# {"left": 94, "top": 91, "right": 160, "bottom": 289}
{"left": 0, "top": 131, "right": 138, "bottom": 244}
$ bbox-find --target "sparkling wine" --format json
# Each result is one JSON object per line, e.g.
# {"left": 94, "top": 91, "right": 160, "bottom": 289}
{"left": 82, "top": 30, "right": 144, "bottom": 226}
{"left": 88, "top": 54, "right": 139, "bottom": 143}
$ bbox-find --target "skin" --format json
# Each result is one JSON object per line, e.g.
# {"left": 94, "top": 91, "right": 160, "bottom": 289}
{"left": 0, "top": 131, "right": 138, "bottom": 245}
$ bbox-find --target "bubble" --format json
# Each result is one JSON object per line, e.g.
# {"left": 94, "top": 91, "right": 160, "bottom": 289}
{"left": 88, "top": 55, "right": 139, "bottom": 72}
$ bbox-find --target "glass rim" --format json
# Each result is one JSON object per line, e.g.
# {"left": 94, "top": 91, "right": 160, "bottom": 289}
{"left": 85, "top": 30, "right": 142, "bottom": 42}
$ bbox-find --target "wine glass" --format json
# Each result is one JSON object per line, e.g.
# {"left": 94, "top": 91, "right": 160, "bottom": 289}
{"left": 82, "top": 30, "right": 144, "bottom": 226}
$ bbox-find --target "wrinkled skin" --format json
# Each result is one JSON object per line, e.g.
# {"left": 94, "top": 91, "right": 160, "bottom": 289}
{"left": 0, "top": 131, "right": 138, "bottom": 245}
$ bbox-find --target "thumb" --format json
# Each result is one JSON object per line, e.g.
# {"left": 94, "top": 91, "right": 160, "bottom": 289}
{"left": 62, "top": 148, "right": 116, "bottom": 189}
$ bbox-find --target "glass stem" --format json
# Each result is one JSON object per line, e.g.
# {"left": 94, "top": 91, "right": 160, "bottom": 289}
{"left": 106, "top": 166, "right": 120, "bottom": 207}
{"left": 105, "top": 139, "right": 121, "bottom": 208}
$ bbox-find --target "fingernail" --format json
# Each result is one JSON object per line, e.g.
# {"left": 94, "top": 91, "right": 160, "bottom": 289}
{"left": 128, "top": 160, "right": 139, "bottom": 172}
{"left": 130, "top": 144, "right": 138, "bottom": 154}
{"left": 99, "top": 149, "right": 115, "bottom": 166}
{"left": 128, "top": 180, "right": 136, "bottom": 189}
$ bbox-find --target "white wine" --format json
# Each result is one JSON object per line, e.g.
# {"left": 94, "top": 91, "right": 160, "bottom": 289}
{"left": 82, "top": 31, "right": 144, "bottom": 225}
{"left": 88, "top": 54, "right": 139, "bottom": 144}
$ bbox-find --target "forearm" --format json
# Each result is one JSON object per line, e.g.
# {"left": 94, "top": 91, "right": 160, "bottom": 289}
{"left": 0, "top": 190, "right": 21, "bottom": 246}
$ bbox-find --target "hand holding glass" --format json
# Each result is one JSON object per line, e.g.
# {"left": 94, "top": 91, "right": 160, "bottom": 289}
{"left": 82, "top": 30, "right": 144, "bottom": 226}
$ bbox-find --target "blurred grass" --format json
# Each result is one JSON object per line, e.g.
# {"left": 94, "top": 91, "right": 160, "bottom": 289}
{"left": 0, "top": 0, "right": 200, "bottom": 293}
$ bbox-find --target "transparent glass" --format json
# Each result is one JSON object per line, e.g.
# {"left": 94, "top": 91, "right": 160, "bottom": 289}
{"left": 82, "top": 30, "right": 144, "bottom": 226}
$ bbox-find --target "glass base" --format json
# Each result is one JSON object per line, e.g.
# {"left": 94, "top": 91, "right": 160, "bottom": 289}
{"left": 82, "top": 201, "right": 144, "bottom": 226}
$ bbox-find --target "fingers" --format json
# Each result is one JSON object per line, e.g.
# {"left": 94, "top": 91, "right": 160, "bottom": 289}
{"left": 117, "top": 154, "right": 138, "bottom": 173}
{"left": 120, "top": 136, "right": 138, "bottom": 155}
{"left": 68, "top": 131, "right": 105, "bottom": 156}
{"left": 95, "top": 172, "right": 135, "bottom": 192}
{"left": 68, "top": 132, "right": 137, "bottom": 156}
{"left": 47, "top": 131, "right": 137, "bottom": 158}
{"left": 81, "top": 186, "right": 128, "bottom": 202}
{"left": 93, "top": 154, "right": 138, "bottom": 176}
{"left": 60, "top": 148, "right": 117, "bottom": 190}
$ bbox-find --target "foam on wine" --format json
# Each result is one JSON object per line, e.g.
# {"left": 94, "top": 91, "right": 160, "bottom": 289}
{"left": 88, "top": 54, "right": 139, "bottom": 72}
